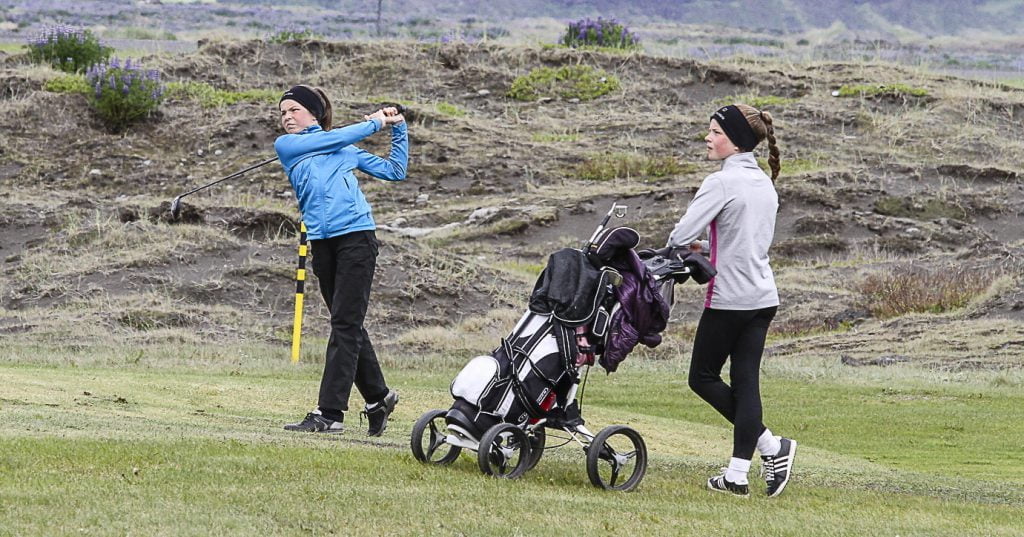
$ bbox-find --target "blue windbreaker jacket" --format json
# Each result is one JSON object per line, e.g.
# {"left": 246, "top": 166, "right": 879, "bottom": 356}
{"left": 274, "top": 119, "right": 408, "bottom": 240}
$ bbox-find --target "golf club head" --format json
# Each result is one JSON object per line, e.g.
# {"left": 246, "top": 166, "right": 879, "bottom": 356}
{"left": 170, "top": 196, "right": 182, "bottom": 220}
{"left": 613, "top": 204, "right": 628, "bottom": 218}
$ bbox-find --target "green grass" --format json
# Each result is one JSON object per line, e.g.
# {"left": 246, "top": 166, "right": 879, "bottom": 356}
{"left": 42, "top": 73, "right": 90, "bottom": 94}
{"left": 433, "top": 101, "right": 467, "bottom": 117}
{"left": 758, "top": 156, "right": 820, "bottom": 175}
{"left": 531, "top": 131, "right": 580, "bottom": 143}
{"left": 836, "top": 83, "right": 929, "bottom": 98}
{"left": 873, "top": 195, "right": 968, "bottom": 220}
{"left": 507, "top": 65, "right": 620, "bottom": 102}
{"left": 164, "top": 81, "right": 279, "bottom": 108}
{"left": 41, "top": 76, "right": 279, "bottom": 109}
{"left": 1, "top": 350, "right": 1021, "bottom": 536}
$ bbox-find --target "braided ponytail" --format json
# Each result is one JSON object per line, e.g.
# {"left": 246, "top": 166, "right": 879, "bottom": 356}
{"left": 736, "top": 104, "right": 781, "bottom": 182}
{"left": 761, "top": 111, "right": 780, "bottom": 182}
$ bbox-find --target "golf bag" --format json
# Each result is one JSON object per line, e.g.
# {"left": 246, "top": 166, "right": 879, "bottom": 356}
{"left": 447, "top": 310, "right": 590, "bottom": 440}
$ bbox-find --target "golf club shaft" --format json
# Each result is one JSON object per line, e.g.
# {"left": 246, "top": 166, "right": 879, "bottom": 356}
{"left": 177, "top": 156, "right": 279, "bottom": 200}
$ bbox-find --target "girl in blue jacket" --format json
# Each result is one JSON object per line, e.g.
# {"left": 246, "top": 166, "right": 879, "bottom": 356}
{"left": 275, "top": 85, "right": 407, "bottom": 437}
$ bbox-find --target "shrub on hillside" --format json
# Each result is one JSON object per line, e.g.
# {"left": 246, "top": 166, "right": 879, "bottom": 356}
{"left": 86, "top": 58, "right": 164, "bottom": 131}
{"left": 43, "top": 74, "right": 90, "bottom": 94}
{"left": 27, "top": 24, "right": 113, "bottom": 73}
{"left": 575, "top": 153, "right": 691, "bottom": 181}
{"left": 853, "top": 263, "right": 1000, "bottom": 318}
{"left": 507, "top": 65, "right": 619, "bottom": 102}
{"left": 560, "top": 17, "right": 639, "bottom": 49}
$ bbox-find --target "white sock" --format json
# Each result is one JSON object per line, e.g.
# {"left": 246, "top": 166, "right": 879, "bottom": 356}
{"left": 724, "top": 457, "right": 751, "bottom": 485}
{"left": 757, "top": 429, "right": 782, "bottom": 457}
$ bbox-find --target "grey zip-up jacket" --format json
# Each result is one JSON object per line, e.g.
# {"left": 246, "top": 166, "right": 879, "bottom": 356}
{"left": 667, "top": 152, "right": 779, "bottom": 310}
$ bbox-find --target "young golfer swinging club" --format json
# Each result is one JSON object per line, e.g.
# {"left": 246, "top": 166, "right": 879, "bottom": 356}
{"left": 275, "top": 85, "right": 407, "bottom": 437}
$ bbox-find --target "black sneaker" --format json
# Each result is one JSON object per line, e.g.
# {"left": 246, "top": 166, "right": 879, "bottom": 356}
{"left": 362, "top": 390, "right": 399, "bottom": 437}
{"left": 283, "top": 410, "right": 344, "bottom": 433}
{"left": 707, "top": 473, "right": 749, "bottom": 497}
{"left": 763, "top": 437, "right": 797, "bottom": 497}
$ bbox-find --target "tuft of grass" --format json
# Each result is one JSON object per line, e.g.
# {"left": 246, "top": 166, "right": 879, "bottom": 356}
{"left": 853, "top": 263, "right": 1002, "bottom": 319}
{"left": 11, "top": 212, "right": 240, "bottom": 299}
{"left": 874, "top": 195, "right": 969, "bottom": 221}
{"left": 433, "top": 101, "right": 466, "bottom": 117}
{"left": 531, "top": 131, "right": 580, "bottom": 143}
{"left": 758, "top": 156, "right": 819, "bottom": 175}
{"left": 164, "top": 81, "right": 279, "bottom": 108}
{"left": 43, "top": 73, "right": 90, "bottom": 94}
{"left": 507, "top": 65, "right": 620, "bottom": 102}
{"left": 575, "top": 153, "right": 695, "bottom": 181}
{"left": 117, "top": 309, "right": 201, "bottom": 331}
{"left": 836, "top": 83, "right": 929, "bottom": 98}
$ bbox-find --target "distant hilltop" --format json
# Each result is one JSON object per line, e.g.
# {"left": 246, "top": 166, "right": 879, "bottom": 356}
{"left": 6, "top": 0, "right": 1024, "bottom": 40}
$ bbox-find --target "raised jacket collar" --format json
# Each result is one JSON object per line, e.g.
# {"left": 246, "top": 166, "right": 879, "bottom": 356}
{"left": 721, "top": 152, "right": 759, "bottom": 171}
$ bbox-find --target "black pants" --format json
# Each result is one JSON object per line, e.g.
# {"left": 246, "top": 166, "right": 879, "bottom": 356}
{"left": 688, "top": 306, "right": 777, "bottom": 460}
{"left": 310, "top": 230, "right": 388, "bottom": 414}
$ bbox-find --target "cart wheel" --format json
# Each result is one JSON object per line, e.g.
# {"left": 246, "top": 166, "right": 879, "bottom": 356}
{"left": 586, "top": 425, "right": 648, "bottom": 491}
{"left": 524, "top": 426, "right": 546, "bottom": 471}
{"left": 477, "top": 423, "right": 532, "bottom": 479}
{"left": 410, "top": 409, "right": 461, "bottom": 465}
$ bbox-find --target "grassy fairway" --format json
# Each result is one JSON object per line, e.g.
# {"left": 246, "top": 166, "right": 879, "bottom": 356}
{"left": 1, "top": 356, "right": 1022, "bottom": 536}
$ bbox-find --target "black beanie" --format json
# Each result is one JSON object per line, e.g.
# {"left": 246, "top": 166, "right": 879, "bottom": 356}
{"left": 280, "top": 85, "right": 324, "bottom": 122}
{"left": 711, "top": 105, "right": 759, "bottom": 152}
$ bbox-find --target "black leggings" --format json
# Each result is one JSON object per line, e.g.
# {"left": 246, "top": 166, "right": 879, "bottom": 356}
{"left": 688, "top": 306, "right": 777, "bottom": 459}
{"left": 310, "top": 230, "right": 389, "bottom": 413}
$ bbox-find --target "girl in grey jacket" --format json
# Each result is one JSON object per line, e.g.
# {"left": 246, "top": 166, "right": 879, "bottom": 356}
{"left": 668, "top": 104, "right": 796, "bottom": 497}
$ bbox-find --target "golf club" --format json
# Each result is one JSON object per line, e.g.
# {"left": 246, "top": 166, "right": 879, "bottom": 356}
{"left": 168, "top": 104, "right": 409, "bottom": 219}
{"left": 169, "top": 156, "right": 279, "bottom": 219}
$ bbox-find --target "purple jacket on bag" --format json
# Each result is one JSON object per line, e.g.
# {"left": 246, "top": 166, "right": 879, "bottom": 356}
{"left": 600, "top": 249, "right": 671, "bottom": 373}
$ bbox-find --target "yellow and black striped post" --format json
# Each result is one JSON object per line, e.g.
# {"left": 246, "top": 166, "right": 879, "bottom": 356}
{"left": 290, "top": 222, "right": 308, "bottom": 363}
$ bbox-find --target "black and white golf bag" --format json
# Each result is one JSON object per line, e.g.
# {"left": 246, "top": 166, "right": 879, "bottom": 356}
{"left": 445, "top": 310, "right": 585, "bottom": 441}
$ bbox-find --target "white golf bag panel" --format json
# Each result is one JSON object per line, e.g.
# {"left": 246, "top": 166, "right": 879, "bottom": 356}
{"left": 450, "top": 355, "right": 500, "bottom": 407}
{"left": 448, "top": 310, "right": 576, "bottom": 436}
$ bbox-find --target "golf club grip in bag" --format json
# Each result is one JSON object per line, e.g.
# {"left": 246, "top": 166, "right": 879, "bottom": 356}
{"left": 448, "top": 312, "right": 576, "bottom": 439}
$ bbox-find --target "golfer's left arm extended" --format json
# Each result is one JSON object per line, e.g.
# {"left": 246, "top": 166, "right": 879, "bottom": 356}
{"left": 355, "top": 122, "right": 408, "bottom": 181}
{"left": 274, "top": 120, "right": 383, "bottom": 172}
